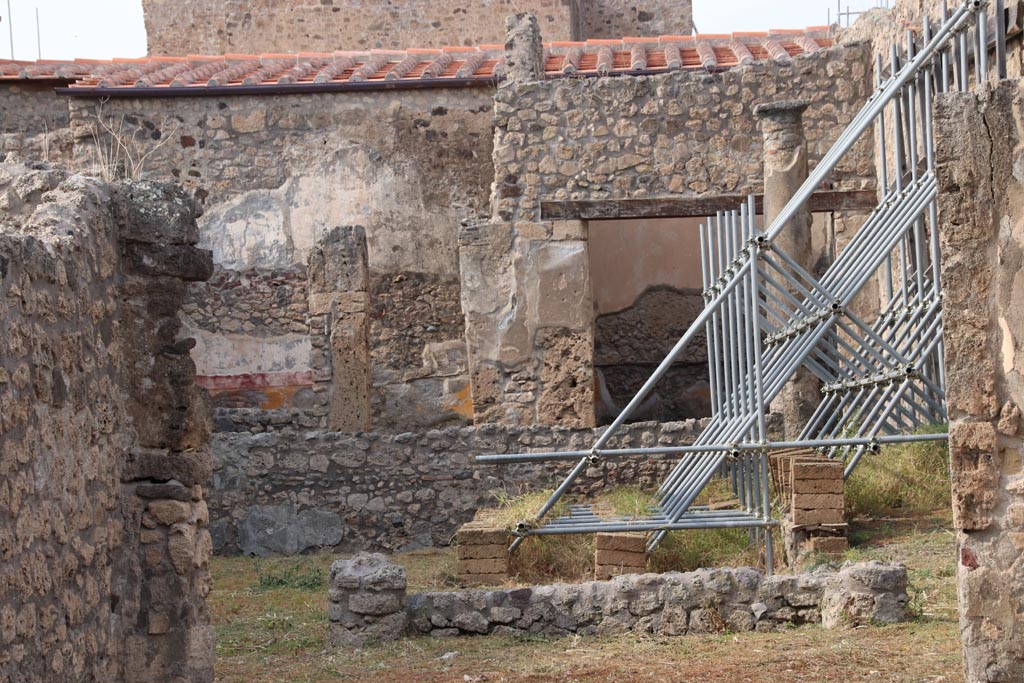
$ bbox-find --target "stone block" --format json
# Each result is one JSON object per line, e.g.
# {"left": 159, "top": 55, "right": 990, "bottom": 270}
{"left": 594, "top": 549, "right": 647, "bottom": 568}
{"left": 791, "top": 461, "right": 844, "bottom": 480}
{"left": 791, "top": 508, "right": 845, "bottom": 526}
{"left": 792, "top": 478, "right": 845, "bottom": 495}
{"left": 808, "top": 536, "right": 849, "bottom": 556}
{"left": 348, "top": 592, "right": 402, "bottom": 616}
{"left": 456, "top": 527, "right": 509, "bottom": 546}
{"left": 595, "top": 532, "right": 647, "bottom": 553}
{"left": 456, "top": 544, "right": 507, "bottom": 560}
{"left": 791, "top": 494, "right": 845, "bottom": 510}
{"left": 949, "top": 420, "right": 1000, "bottom": 531}
{"left": 331, "top": 553, "right": 407, "bottom": 592}
{"left": 457, "top": 558, "right": 509, "bottom": 575}
{"left": 821, "top": 562, "right": 910, "bottom": 628}
{"left": 147, "top": 500, "right": 192, "bottom": 526}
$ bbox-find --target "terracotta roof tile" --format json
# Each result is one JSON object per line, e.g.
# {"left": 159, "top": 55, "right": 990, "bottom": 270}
{"left": 0, "top": 28, "right": 835, "bottom": 94}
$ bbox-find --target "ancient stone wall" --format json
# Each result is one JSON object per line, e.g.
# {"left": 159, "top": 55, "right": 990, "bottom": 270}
{"left": 490, "top": 42, "right": 875, "bottom": 223}
{"left": 936, "top": 81, "right": 1024, "bottom": 683}
{"left": 580, "top": 0, "right": 693, "bottom": 40}
{"left": 0, "top": 84, "right": 73, "bottom": 166}
{"left": 207, "top": 417, "right": 706, "bottom": 555}
{"left": 462, "top": 36, "right": 874, "bottom": 428}
{"left": 594, "top": 287, "right": 709, "bottom": 423}
{"left": 328, "top": 553, "right": 910, "bottom": 641}
{"left": 0, "top": 160, "right": 214, "bottom": 682}
{"left": 69, "top": 88, "right": 494, "bottom": 428}
{"left": 141, "top": 0, "right": 580, "bottom": 54}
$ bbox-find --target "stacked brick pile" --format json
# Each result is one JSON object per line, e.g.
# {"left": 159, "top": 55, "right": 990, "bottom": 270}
{"left": 456, "top": 513, "right": 510, "bottom": 586}
{"left": 776, "top": 452, "right": 848, "bottom": 562}
{"left": 595, "top": 532, "right": 648, "bottom": 580}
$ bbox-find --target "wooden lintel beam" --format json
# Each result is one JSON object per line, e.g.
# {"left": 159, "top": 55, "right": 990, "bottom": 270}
{"left": 540, "top": 190, "right": 879, "bottom": 221}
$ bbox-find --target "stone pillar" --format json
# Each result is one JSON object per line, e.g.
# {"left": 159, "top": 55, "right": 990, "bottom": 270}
{"left": 114, "top": 182, "right": 216, "bottom": 683}
{"left": 307, "top": 226, "right": 371, "bottom": 431}
{"left": 459, "top": 219, "right": 595, "bottom": 427}
{"left": 503, "top": 13, "right": 545, "bottom": 84}
{"left": 327, "top": 553, "right": 408, "bottom": 648}
{"left": 755, "top": 99, "right": 820, "bottom": 439}
{"left": 936, "top": 83, "right": 1024, "bottom": 683}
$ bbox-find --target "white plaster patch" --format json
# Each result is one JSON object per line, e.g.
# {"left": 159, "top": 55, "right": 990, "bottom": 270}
{"left": 186, "top": 325, "right": 312, "bottom": 377}
{"left": 1000, "top": 316, "right": 1016, "bottom": 375}
{"left": 197, "top": 142, "right": 458, "bottom": 274}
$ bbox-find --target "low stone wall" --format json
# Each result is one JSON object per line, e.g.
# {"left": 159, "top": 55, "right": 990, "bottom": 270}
{"left": 327, "top": 554, "right": 912, "bottom": 644}
{"left": 208, "top": 419, "right": 707, "bottom": 556}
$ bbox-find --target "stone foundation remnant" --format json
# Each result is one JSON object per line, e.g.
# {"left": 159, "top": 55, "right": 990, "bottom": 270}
{"left": 330, "top": 554, "right": 910, "bottom": 643}
{"left": 595, "top": 532, "right": 649, "bottom": 580}
{"left": 327, "top": 554, "right": 408, "bottom": 648}
{"left": 456, "top": 513, "right": 511, "bottom": 586}
{"left": 0, "top": 159, "right": 214, "bottom": 683}
{"left": 773, "top": 449, "right": 848, "bottom": 565}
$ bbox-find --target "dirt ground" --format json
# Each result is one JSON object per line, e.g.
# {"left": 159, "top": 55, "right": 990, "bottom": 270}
{"left": 210, "top": 513, "right": 961, "bottom": 683}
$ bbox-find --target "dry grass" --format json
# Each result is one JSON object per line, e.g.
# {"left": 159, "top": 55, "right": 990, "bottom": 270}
{"left": 210, "top": 510, "right": 961, "bottom": 683}
{"left": 844, "top": 428, "right": 951, "bottom": 519}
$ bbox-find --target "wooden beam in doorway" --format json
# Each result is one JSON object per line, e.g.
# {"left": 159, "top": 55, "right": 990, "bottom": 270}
{"left": 540, "top": 190, "right": 879, "bottom": 221}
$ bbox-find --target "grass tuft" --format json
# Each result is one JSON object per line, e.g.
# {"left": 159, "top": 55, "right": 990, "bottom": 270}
{"left": 255, "top": 558, "right": 327, "bottom": 591}
{"left": 844, "top": 425, "right": 950, "bottom": 518}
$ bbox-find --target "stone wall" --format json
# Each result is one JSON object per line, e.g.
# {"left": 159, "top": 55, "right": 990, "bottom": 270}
{"left": 328, "top": 553, "right": 911, "bottom": 642}
{"left": 207, "top": 418, "right": 706, "bottom": 555}
{"left": 490, "top": 42, "right": 875, "bottom": 223}
{"left": 0, "top": 160, "right": 214, "bottom": 682}
{"left": 580, "top": 0, "right": 693, "bottom": 40}
{"left": 69, "top": 87, "right": 494, "bottom": 428}
{"left": 141, "top": 0, "right": 581, "bottom": 54}
{"left": 0, "top": 84, "right": 73, "bottom": 166}
{"left": 936, "top": 81, "right": 1024, "bottom": 683}
{"left": 462, "top": 32, "right": 875, "bottom": 428}
{"left": 595, "top": 287, "right": 709, "bottom": 423}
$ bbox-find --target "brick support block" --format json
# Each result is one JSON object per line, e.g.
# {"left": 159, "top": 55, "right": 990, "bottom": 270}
{"left": 594, "top": 548, "right": 648, "bottom": 568}
{"left": 595, "top": 532, "right": 647, "bottom": 553}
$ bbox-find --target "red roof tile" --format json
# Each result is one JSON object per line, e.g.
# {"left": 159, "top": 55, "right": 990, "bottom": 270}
{"left": 0, "top": 29, "right": 833, "bottom": 95}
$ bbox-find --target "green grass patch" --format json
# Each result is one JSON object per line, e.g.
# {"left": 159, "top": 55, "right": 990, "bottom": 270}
{"left": 844, "top": 425, "right": 950, "bottom": 518}
{"left": 254, "top": 558, "right": 327, "bottom": 591}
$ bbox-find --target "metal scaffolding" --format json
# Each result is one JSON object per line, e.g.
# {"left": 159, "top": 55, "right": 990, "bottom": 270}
{"left": 477, "top": 0, "right": 1001, "bottom": 565}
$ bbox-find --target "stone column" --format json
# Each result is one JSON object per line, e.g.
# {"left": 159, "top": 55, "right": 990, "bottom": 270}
{"left": 755, "top": 99, "right": 820, "bottom": 439}
{"left": 307, "top": 226, "right": 372, "bottom": 431}
{"left": 936, "top": 83, "right": 1024, "bottom": 683}
{"left": 502, "top": 13, "right": 545, "bottom": 84}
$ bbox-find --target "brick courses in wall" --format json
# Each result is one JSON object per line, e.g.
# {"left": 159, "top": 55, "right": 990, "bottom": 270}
{"left": 0, "top": 160, "right": 214, "bottom": 682}
{"left": 141, "top": 0, "right": 581, "bottom": 55}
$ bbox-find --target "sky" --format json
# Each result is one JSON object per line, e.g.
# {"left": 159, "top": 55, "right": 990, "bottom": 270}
{"left": 0, "top": 0, "right": 888, "bottom": 61}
